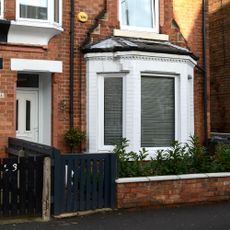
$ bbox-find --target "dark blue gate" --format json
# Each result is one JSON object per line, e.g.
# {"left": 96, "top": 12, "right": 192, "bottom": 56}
{"left": 6, "top": 137, "right": 117, "bottom": 216}
{"left": 53, "top": 153, "right": 117, "bottom": 215}
{"left": 0, "top": 156, "right": 44, "bottom": 217}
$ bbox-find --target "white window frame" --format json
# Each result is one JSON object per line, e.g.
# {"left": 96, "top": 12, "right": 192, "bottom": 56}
{"left": 0, "top": 0, "right": 3, "bottom": 18}
{"left": 140, "top": 73, "right": 180, "bottom": 152}
{"left": 119, "top": 0, "right": 159, "bottom": 33}
{"left": 98, "top": 74, "right": 126, "bottom": 152}
{"left": 16, "top": 0, "right": 62, "bottom": 26}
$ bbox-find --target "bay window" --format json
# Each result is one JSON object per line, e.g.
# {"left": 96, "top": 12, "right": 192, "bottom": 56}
{"left": 17, "top": 0, "right": 61, "bottom": 24}
{"left": 120, "top": 0, "right": 159, "bottom": 32}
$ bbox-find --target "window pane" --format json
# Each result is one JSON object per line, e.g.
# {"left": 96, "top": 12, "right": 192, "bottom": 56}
{"left": 26, "top": 100, "right": 31, "bottom": 131}
{"left": 104, "top": 78, "right": 123, "bottom": 145}
{"left": 0, "top": 0, "right": 2, "bottom": 16}
{"left": 17, "top": 74, "right": 39, "bottom": 88}
{"left": 121, "top": 0, "right": 153, "bottom": 28}
{"left": 20, "top": 0, "right": 48, "bottom": 20}
{"left": 141, "top": 76, "right": 175, "bottom": 147}
{"left": 54, "top": 0, "right": 59, "bottom": 23}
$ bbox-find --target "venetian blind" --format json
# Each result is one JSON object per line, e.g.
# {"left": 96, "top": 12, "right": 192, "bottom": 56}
{"left": 141, "top": 76, "right": 175, "bottom": 147}
{"left": 104, "top": 78, "right": 123, "bottom": 145}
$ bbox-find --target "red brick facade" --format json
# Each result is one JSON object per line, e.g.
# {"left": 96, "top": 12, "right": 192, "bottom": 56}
{"left": 209, "top": 0, "right": 230, "bottom": 132}
{"left": 0, "top": 0, "right": 209, "bottom": 157}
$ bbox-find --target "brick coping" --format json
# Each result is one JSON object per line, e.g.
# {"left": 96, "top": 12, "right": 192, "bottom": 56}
{"left": 116, "top": 172, "right": 230, "bottom": 184}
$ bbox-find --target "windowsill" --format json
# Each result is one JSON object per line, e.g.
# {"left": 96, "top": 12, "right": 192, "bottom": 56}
{"left": 7, "top": 20, "right": 63, "bottom": 46}
{"left": 113, "top": 29, "right": 169, "bottom": 41}
{"left": 12, "top": 19, "right": 63, "bottom": 30}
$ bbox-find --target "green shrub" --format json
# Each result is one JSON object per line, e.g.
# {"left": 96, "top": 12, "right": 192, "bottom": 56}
{"left": 64, "top": 128, "right": 86, "bottom": 152}
{"left": 212, "top": 142, "right": 230, "bottom": 172}
{"left": 113, "top": 136, "right": 230, "bottom": 178}
{"left": 113, "top": 138, "right": 152, "bottom": 177}
{"left": 152, "top": 141, "right": 192, "bottom": 175}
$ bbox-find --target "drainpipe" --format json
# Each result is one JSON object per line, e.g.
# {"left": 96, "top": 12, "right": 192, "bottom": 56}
{"left": 202, "top": 0, "right": 208, "bottom": 147}
{"left": 69, "top": 0, "right": 75, "bottom": 128}
{"left": 78, "top": 0, "right": 108, "bottom": 130}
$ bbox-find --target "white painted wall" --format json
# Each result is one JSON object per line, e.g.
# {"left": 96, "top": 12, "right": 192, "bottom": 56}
{"left": 39, "top": 73, "right": 51, "bottom": 145}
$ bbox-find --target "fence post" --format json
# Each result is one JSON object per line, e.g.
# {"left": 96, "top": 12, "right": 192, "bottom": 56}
{"left": 109, "top": 153, "right": 117, "bottom": 209}
{"left": 42, "top": 157, "right": 51, "bottom": 221}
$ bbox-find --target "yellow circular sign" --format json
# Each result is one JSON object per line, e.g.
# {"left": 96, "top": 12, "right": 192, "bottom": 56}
{"left": 77, "top": 12, "right": 88, "bottom": 23}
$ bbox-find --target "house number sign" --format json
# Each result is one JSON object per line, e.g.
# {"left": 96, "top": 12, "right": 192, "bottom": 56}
{"left": 2, "top": 163, "right": 18, "bottom": 172}
{"left": 77, "top": 12, "right": 88, "bottom": 23}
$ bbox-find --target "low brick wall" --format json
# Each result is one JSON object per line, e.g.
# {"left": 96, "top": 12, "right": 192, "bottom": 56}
{"left": 116, "top": 173, "right": 230, "bottom": 209}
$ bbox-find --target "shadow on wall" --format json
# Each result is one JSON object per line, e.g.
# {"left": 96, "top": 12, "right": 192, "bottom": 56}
{"left": 163, "top": 0, "right": 206, "bottom": 142}
{"left": 209, "top": 1, "right": 230, "bottom": 133}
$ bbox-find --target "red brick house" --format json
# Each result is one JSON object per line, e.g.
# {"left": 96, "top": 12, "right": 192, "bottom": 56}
{"left": 0, "top": 0, "right": 209, "bottom": 157}
{"left": 209, "top": 0, "right": 230, "bottom": 136}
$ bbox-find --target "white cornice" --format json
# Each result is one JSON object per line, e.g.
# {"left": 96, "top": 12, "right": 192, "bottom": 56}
{"left": 85, "top": 51, "right": 197, "bottom": 67}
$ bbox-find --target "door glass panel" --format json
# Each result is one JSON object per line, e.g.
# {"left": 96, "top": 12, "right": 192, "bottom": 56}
{"left": 16, "top": 100, "right": 18, "bottom": 131}
{"left": 26, "top": 100, "right": 31, "bottom": 131}
{"left": 17, "top": 74, "right": 39, "bottom": 88}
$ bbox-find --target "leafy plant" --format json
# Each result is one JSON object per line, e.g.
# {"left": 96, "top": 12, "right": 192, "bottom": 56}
{"left": 113, "top": 138, "right": 152, "bottom": 177}
{"left": 113, "top": 136, "right": 230, "bottom": 178}
{"left": 64, "top": 128, "right": 86, "bottom": 152}
{"left": 212, "top": 142, "right": 230, "bottom": 172}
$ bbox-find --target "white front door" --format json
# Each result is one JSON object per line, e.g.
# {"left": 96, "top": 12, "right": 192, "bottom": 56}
{"left": 16, "top": 90, "right": 39, "bottom": 142}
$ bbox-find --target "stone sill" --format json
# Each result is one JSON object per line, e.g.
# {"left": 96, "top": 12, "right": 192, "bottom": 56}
{"left": 113, "top": 29, "right": 169, "bottom": 41}
{"left": 116, "top": 172, "right": 230, "bottom": 184}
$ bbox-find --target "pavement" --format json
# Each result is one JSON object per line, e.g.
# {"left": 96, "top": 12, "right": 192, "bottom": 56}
{"left": 1, "top": 202, "right": 230, "bottom": 230}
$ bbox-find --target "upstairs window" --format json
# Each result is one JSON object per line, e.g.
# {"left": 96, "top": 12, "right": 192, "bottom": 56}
{"left": 17, "top": 0, "right": 61, "bottom": 24}
{"left": 120, "top": 0, "right": 159, "bottom": 32}
{"left": 0, "top": 0, "right": 3, "bottom": 18}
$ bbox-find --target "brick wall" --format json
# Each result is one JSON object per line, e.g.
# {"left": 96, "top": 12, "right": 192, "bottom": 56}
{"left": 209, "top": 0, "right": 230, "bottom": 132}
{"left": 0, "top": 0, "right": 209, "bottom": 157}
{"left": 116, "top": 174, "right": 230, "bottom": 209}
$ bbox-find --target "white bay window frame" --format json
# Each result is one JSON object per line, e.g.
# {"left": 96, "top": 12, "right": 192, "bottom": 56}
{"left": 98, "top": 74, "right": 126, "bottom": 152}
{"left": 141, "top": 73, "right": 180, "bottom": 151}
{"left": 119, "top": 0, "right": 159, "bottom": 33}
{"left": 16, "top": 0, "right": 62, "bottom": 26}
{"left": 0, "top": 0, "right": 3, "bottom": 18}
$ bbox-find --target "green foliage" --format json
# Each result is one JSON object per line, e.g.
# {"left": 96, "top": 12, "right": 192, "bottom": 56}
{"left": 64, "top": 128, "right": 86, "bottom": 152}
{"left": 113, "top": 138, "right": 152, "bottom": 177}
{"left": 152, "top": 141, "right": 192, "bottom": 175}
{"left": 113, "top": 136, "right": 230, "bottom": 178}
{"left": 212, "top": 142, "right": 230, "bottom": 172}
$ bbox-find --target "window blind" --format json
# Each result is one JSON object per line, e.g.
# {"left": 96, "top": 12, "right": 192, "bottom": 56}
{"left": 20, "top": 0, "right": 48, "bottom": 20}
{"left": 104, "top": 78, "right": 123, "bottom": 145}
{"left": 141, "top": 76, "right": 175, "bottom": 147}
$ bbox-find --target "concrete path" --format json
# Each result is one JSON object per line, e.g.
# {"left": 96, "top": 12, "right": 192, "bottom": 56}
{"left": 1, "top": 202, "right": 230, "bottom": 230}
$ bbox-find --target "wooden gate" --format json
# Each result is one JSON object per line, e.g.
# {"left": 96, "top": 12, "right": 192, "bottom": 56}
{"left": 0, "top": 156, "right": 43, "bottom": 217}
{"left": 53, "top": 153, "right": 117, "bottom": 215}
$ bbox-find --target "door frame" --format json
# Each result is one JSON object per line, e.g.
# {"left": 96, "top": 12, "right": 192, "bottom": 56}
{"left": 16, "top": 72, "right": 52, "bottom": 145}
